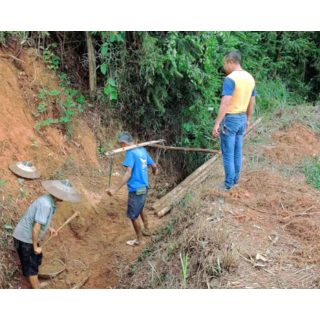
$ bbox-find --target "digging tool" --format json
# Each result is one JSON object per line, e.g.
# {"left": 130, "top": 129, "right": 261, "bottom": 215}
{"left": 42, "top": 211, "right": 80, "bottom": 247}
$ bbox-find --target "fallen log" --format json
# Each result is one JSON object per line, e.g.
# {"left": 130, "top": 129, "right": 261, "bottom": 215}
{"left": 152, "top": 153, "right": 220, "bottom": 212}
{"left": 148, "top": 144, "right": 220, "bottom": 154}
{"left": 154, "top": 117, "right": 262, "bottom": 217}
{"left": 105, "top": 139, "right": 165, "bottom": 156}
{"left": 42, "top": 211, "right": 80, "bottom": 247}
{"left": 153, "top": 155, "right": 219, "bottom": 211}
{"left": 155, "top": 156, "right": 218, "bottom": 217}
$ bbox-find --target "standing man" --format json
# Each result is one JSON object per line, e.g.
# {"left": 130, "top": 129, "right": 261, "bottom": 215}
{"left": 212, "top": 50, "right": 256, "bottom": 191}
{"left": 13, "top": 180, "right": 81, "bottom": 288}
{"left": 106, "top": 132, "right": 158, "bottom": 246}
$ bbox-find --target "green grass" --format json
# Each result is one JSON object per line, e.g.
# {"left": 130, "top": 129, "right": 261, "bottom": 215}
{"left": 0, "top": 179, "right": 6, "bottom": 190}
{"left": 179, "top": 252, "right": 188, "bottom": 289}
{"left": 304, "top": 156, "right": 320, "bottom": 190}
{"left": 256, "top": 80, "right": 304, "bottom": 115}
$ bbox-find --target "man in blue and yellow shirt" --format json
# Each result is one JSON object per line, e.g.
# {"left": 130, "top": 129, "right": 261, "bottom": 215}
{"left": 212, "top": 50, "right": 256, "bottom": 190}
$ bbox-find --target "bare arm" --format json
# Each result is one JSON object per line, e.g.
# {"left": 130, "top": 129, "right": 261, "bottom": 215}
{"left": 246, "top": 96, "right": 255, "bottom": 130}
{"left": 107, "top": 166, "right": 132, "bottom": 196}
{"left": 151, "top": 163, "right": 158, "bottom": 175}
{"left": 212, "top": 96, "right": 232, "bottom": 137}
{"left": 247, "top": 97, "right": 256, "bottom": 122}
{"left": 32, "top": 222, "right": 42, "bottom": 254}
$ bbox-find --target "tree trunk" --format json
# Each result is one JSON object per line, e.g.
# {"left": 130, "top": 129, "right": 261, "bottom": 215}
{"left": 86, "top": 31, "right": 96, "bottom": 98}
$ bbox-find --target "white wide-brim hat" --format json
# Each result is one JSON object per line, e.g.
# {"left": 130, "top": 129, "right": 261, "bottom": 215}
{"left": 9, "top": 161, "right": 41, "bottom": 179}
{"left": 41, "top": 180, "right": 81, "bottom": 203}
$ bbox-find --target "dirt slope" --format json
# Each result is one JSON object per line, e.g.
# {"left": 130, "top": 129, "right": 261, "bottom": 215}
{"left": 0, "top": 48, "right": 170, "bottom": 289}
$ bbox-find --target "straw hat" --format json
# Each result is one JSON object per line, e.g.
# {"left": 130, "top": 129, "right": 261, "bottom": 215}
{"left": 9, "top": 161, "right": 41, "bottom": 179}
{"left": 41, "top": 180, "right": 81, "bottom": 203}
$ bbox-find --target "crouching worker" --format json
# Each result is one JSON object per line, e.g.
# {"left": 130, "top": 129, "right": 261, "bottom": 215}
{"left": 106, "top": 132, "right": 158, "bottom": 246}
{"left": 13, "top": 180, "right": 81, "bottom": 288}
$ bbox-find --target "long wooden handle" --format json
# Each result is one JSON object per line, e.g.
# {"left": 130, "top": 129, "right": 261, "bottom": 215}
{"left": 148, "top": 144, "right": 221, "bottom": 154}
{"left": 42, "top": 211, "right": 80, "bottom": 247}
{"left": 105, "top": 139, "right": 165, "bottom": 156}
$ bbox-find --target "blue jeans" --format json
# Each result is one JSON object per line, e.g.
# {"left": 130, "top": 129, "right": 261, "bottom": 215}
{"left": 219, "top": 114, "right": 247, "bottom": 188}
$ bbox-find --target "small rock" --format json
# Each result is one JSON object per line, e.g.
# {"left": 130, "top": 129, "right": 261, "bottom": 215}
{"left": 256, "top": 253, "right": 267, "bottom": 262}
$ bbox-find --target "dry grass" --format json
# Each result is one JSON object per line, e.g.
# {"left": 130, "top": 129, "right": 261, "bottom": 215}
{"left": 0, "top": 187, "right": 23, "bottom": 288}
{"left": 0, "top": 230, "right": 20, "bottom": 289}
{"left": 119, "top": 105, "right": 320, "bottom": 289}
{"left": 118, "top": 188, "right": 240, "bottom": 289}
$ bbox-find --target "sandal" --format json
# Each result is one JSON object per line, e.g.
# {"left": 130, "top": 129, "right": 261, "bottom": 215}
{"left": 126, "top": 239, "right": 140, "bottom": 246}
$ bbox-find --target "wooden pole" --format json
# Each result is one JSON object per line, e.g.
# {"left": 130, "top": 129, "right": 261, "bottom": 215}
{"left": 148, "top": 144, "right": 220, "bottom": 154}
{"left": 105, "top": 139, "right": 165, "bottom": 156}
{"left": 153, "top": 117, "right": 263, "bottom": 218}
{"left": 42, "top": 211, "right": 80, "bottom": 247}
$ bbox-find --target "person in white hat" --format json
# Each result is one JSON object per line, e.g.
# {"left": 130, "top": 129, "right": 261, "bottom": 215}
{"left": 12, "top": 180, "right": 81, "bottom": 289}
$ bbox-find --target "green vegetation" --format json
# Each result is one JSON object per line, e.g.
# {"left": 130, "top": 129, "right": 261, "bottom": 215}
{"left": 304, "top": 155, "right": 320, "bottom": 190}
{"left": 2, "top": 31, "right": 320, "bottom": 172}
{"left": 179, "top": 253, "right": 189, "bottom": 289}
{"left": 0, "top": 179, "right": 6, "bottom": 190}
{"left": 33, "top": 72, "right": 86, "bottom": 135}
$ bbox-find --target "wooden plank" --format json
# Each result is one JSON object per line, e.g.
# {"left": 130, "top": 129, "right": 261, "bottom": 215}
{"left": 148, "top": 144, "right": 220, "bottom": 154}
{"left": 105, "top": 139, "right": 165, "bottom": 156}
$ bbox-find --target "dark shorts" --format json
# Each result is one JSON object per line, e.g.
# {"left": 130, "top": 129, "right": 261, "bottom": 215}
{"left": 14, "top": 239, "right": 42, "bottom": 277}
{"left": 127, "top": 190, "right": 148, "bottom": 220}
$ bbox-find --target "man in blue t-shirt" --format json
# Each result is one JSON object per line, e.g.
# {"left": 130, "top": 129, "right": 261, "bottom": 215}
{"left": 106, "top": 132, "right": 158, "bottom": 246}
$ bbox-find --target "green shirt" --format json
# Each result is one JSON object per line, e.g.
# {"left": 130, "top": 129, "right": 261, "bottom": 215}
{"left": 13, "top": 195, "right": 56, "bottom": 244}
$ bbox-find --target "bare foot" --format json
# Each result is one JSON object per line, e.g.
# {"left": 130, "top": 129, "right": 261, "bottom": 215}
{"left": 40, "top": 281, "right": 49, "bottom": 289}
{"left": 141, "top": 228, "right": 151, "bottom": 236}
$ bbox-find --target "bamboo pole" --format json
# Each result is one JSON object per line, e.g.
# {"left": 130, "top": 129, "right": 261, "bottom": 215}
{"left": 42, "top": 211, "right": 80, "bottom": 247}
{"left": 105, "top": 139, "right": 165, "bottom": 156}
{"left": 154, "top": 117, "right": 263, "bottom": 217}
{"left": 148, "top": 144, "right": 220, "bottom": 154}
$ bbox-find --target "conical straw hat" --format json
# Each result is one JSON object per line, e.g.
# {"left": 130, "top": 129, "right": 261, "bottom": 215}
{"left": 41, "top": 180, "right": 81, "bottom": 203}
{"left": 9, "top": 161, "right": 41, "bottom": 179}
